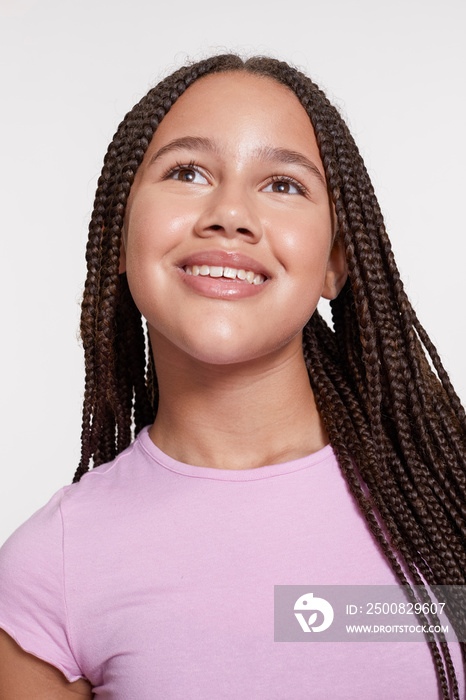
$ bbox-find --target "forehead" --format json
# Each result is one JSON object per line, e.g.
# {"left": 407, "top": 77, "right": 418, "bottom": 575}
{"left": 145, "top": 71, "right": 319, "bottom": 161}
{"left": 161, "top": 71, "right": 304, "bottom": 121}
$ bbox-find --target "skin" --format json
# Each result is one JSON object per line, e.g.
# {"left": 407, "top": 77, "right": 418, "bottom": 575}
{"left": 0, "top": 71, "right": 347, "bottom": 694}
{"left": 0, "top": 629, "right": 93, "bottom": 698}
{"left": 122, "top": 71, "right": 347, "bottom": 468}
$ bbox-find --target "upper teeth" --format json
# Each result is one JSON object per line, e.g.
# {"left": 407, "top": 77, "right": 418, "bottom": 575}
{"left": 185, "top": 265, "right": 266, "bottom": 285}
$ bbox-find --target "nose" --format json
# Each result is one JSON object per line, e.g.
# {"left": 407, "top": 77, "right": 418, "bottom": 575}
{"left": 193, "top": 183, "right": 263, "bottom": 242}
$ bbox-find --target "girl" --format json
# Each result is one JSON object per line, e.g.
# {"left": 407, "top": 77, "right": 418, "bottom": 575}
{"left": 0, "top": 54, "right": 464, "bottom": 699}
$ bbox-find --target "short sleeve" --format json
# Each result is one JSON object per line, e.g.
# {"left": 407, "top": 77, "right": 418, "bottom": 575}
{"left": 0, "top": 488, "right": 83, "bottom": 682}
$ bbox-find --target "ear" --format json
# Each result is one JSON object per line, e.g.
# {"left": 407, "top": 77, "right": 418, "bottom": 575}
{"left": 321, "top": 237, "right": 347, "bottom": 300}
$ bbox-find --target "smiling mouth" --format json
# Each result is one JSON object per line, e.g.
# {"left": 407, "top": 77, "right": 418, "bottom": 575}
{"left": 183, "top": 264, "right": 266, "bottom": 285}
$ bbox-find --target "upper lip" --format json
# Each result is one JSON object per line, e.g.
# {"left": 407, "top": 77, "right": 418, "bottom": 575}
{"left": 178, "top": 250, "right": 271, "bottom": 278}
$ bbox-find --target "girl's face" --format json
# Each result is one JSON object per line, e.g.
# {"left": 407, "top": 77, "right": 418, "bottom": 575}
{"left": 122, "top": 72, "right": 346, "bottom": 366}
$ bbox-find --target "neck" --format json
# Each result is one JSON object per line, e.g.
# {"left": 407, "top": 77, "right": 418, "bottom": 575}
{"left": 149, "top": 333, "right": 328, "bottom": 470}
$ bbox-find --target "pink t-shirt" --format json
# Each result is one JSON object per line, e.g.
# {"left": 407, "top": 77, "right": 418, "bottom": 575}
{"left": 0, "top": 426, "right": 463, "bottom": 699}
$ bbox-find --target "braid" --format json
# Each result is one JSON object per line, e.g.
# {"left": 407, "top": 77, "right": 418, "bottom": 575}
{"left": 246, "top": 56, "right": 465, "bottom": 695}
{"left": 74, "top": 54, "right": 244, "bottom": 480}
{"left": 75, "top": 53, "right": 465, "bottom": 697}
{"left": 304, "top": 315, "right": 458, "bottom": 698}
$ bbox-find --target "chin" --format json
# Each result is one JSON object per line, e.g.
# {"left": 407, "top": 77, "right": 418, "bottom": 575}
{"left": 187, "top": 342, "right": 265, "bottom": 367}
{"left": 149, "top": 320, "right": 304, "bottom": 369}
{"left": 181, "top": 331, "right": 302, "bottom": 368}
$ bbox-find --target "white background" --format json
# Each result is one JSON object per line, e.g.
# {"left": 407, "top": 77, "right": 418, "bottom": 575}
{"left": 1, "top": 0, "right": 464, "bottom": 544}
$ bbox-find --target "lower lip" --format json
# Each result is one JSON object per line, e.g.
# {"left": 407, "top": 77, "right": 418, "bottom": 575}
{"left": 178, "top": 268, "right": 269, "bottom": 299}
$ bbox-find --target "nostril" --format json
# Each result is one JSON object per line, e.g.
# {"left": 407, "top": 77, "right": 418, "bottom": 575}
{"left": 237, "top": 228, "right": 251, "bottom": 235}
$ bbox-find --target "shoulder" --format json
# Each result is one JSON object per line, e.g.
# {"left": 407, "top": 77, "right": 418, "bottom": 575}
{"left": 0, "top": 426, "right": 158, "bottom": 568}
{"left": 0, "top": 485, "right": 68, "bottom": 571}
{"left": 0, "top": 433, "right": 152, "bottom": 688}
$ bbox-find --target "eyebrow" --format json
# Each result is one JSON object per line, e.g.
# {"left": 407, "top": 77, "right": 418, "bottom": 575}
{"left": 147, "top": 136, "right": 327, "bottom": 188}
{"left": 147, "top": 137, "right": 217, "bottom": 166}
{"left": 256, "top": 145, "right": 327, "bottom": 188}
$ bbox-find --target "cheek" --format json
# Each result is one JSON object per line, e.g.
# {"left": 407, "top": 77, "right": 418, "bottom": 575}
{"left": 125, "top": 192, "right": 192, "bottom": 269}
{"left": 270, "top": 209, "right": 334, "bottom": 331}
{"left": 269, "top": 207, "right": 333, "bottom": 281}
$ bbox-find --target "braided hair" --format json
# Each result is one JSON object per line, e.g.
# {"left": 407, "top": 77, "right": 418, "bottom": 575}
{"left": 74, "top": 54, "right": 466, "bottom": 697}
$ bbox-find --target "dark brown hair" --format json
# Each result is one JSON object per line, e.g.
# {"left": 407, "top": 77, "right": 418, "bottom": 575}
{"left": 75, "top": 54, "right": 466, "bottom": 697}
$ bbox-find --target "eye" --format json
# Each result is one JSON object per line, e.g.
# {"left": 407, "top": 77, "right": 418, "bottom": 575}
{"left": 262, "top": 176, "right": 307, "bottom": 196}
{"left": 164, "top": 164, "right": 209, "bottom": 185}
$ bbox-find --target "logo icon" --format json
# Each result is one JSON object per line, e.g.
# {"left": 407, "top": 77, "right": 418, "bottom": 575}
{"left": 294, "top": 592, "right": 334, "bottom": 632}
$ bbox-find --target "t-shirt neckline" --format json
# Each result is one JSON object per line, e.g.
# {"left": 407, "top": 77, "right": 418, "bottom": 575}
{"left": 137, "top": 425, "right": 335, "bottom": 482}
